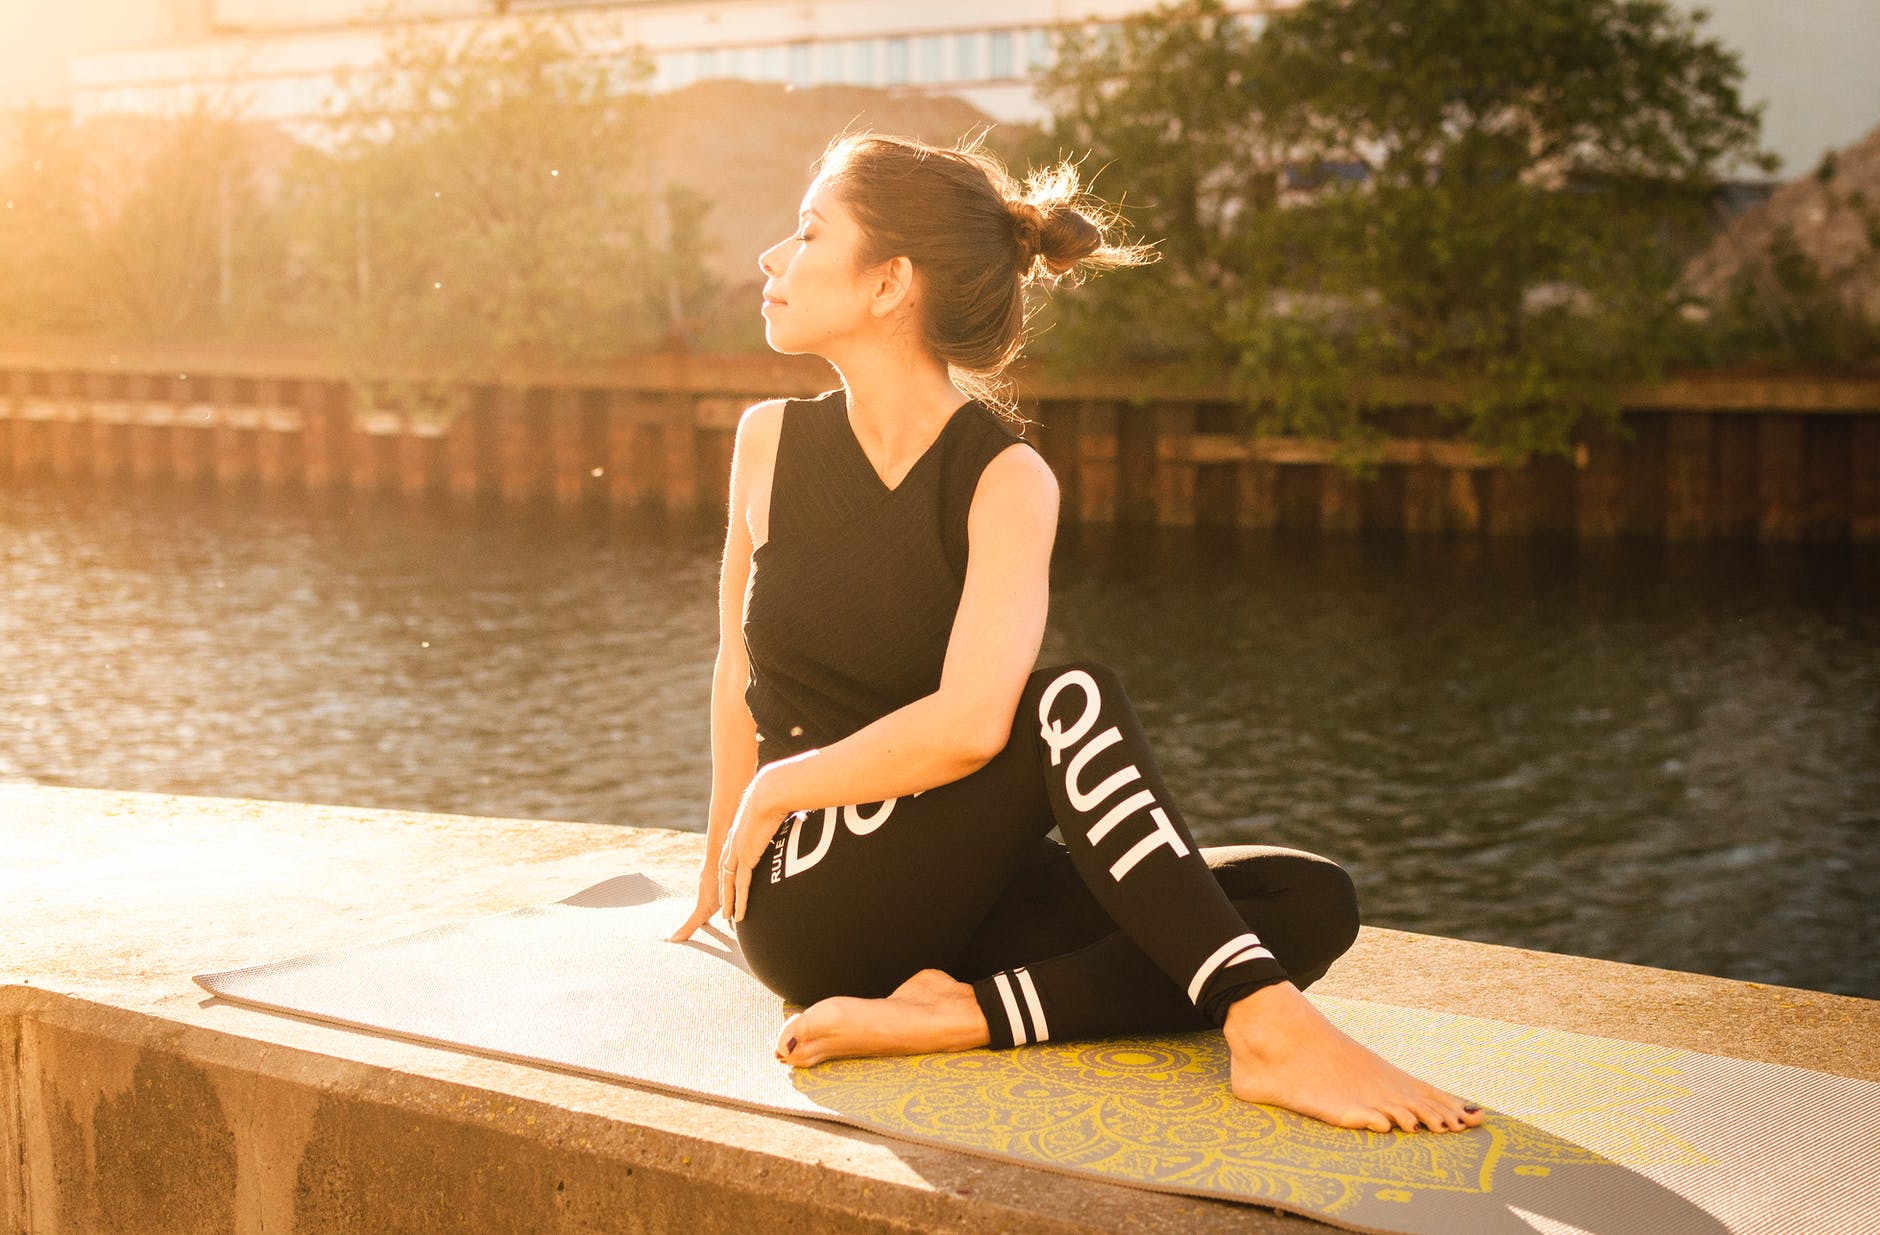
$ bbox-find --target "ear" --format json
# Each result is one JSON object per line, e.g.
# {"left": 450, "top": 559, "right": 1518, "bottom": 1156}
{"left": 866, "top": 255, "right": 916, "bottom": 319}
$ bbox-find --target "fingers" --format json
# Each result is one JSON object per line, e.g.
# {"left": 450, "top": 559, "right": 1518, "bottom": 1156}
{"left": 665, "top": 907, "right": 704, "bottom": 943}
{"left": 734, "top": 861, "right": 753, "bottom": 922}
{"left": 717, "top": 860, "right": 736, "bottom": 924}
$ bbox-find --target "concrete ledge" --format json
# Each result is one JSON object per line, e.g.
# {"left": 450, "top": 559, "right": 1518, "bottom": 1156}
{"left": 5, "top": 784, "right": 1876, "bottom": 1233}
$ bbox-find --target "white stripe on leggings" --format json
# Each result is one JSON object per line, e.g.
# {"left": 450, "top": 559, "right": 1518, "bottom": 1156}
{"left": 1186, "top": 932, "right": 1273, "bottom": 1004}
{"left": 993, "top": 972, "right": 1028, "bottom": 1046}
{"left": 1014, "top": 967, "right": 1049, "bottom": 1042}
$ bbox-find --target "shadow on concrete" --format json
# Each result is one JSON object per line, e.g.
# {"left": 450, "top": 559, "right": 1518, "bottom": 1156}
{"left": 664, "top": 920, "right": 752, "bottom": 976}
{"left": 556, "top": 872, "right": 665, "bottom": 908}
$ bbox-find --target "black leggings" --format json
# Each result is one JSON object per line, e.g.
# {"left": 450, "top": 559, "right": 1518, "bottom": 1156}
{"left": 735, "top": 661, "right": 1361, "bottom": 1048}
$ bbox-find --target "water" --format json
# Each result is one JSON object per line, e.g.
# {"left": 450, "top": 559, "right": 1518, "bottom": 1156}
{"left": 4, "top": 480, "right": 1875, "bottom": 998}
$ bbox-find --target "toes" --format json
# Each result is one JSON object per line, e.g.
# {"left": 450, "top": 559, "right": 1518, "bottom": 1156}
{"left": 775, "top": 1013, "right": 806, "bottom": 1062}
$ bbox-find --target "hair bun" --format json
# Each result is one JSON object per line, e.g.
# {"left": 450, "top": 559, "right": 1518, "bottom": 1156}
{"left": 1009, "top": 200, "right": 1047, "bottom": 269}
{"left": 1009, "top": 199, "right": 1102, "bottom": 279}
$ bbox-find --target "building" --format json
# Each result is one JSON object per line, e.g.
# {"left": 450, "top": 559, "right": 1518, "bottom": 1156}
{"left": 26, "top": 1, "right": 1271, "bottom": 139}
{"left": 4, "top": 0, "right": 1876, "bottom": 179}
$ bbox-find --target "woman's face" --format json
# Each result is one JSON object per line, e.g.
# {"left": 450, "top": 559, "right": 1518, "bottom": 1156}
{"left": 756, "top": 179, "right": 885, "bottom": 356}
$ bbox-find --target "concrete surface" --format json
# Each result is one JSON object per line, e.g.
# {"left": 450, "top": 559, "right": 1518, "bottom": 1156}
{"left": 4, "top": 783, "right": 1875, "bottom": 1233}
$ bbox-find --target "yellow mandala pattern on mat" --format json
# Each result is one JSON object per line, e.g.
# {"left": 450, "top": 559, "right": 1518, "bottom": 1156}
{"left": 793, "top": 1036, "right": 1562, "bottom": 1212}
{"left": 791, "top": 1006, "right": 1711, "bottom": 1215}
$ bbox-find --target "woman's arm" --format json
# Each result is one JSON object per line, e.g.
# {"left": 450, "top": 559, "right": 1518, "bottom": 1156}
{"left": 747, "top": 441, "right": 1059, "bottom": 820}
{"left": 668, "top": 399, "right": 777, "bottom": 941}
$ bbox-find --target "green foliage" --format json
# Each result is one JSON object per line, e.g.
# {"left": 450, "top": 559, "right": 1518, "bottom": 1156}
{"left": 0, "top": 13, "right": 720, "bottom": 422}
{"left": 647, "top": 183, "right": 724, "bottom": 351}
{"left": 1030, "top": 4, "right": 1269, "bottom": 372}
{"left": 1037, "top": 0, "right": 1780, "bottom": 460}
{"left": 0, "top": 102, "right": 294, "bottom": 341}
{"left": 283, "top": 14, "right": 670, "bottom": 418}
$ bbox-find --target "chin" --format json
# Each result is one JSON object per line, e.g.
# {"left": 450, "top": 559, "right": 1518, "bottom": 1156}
{"left": 763, "top": 325, "right": 810, "bottom": 357}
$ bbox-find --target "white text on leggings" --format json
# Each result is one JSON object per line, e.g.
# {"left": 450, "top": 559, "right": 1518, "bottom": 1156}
{"left": 1037, "top": 668, "right": 1191, "bottom": 882}
{"left": 770, "top": 797, "right": 899, "bottom": 882}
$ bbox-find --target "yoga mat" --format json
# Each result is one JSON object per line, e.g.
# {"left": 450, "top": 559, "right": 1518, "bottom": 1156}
{"left": 195, "top": 872, "right": 1879, "bottom": 1235}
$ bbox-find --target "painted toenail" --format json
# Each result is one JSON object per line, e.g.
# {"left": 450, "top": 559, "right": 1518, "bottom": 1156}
{"left": 1464, "top": 1104, "right": 1481, "bottom": 1113}
{"left": 787, "top": 1037, "right": 797, "bottom": 1052}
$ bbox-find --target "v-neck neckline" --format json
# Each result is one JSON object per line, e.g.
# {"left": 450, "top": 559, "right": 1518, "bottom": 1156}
{"left": 838, "top": 394, "right": 977, "bottom": 495}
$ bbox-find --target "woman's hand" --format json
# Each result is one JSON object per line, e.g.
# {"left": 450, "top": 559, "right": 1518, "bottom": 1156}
{"left": 664, "top": 863, "right": 722, "bottom": 943}
{"left": 718, "top": 768, "right": 790, "bottom": 925}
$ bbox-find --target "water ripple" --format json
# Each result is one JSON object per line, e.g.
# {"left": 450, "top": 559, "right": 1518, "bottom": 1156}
{"left": 3, "top": 485, "right": 1875, "bottom": 997}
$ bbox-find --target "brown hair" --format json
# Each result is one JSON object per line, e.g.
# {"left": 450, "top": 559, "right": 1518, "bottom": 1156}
{"left": 813, "top": 130, "right": 1154, "bottom": 420}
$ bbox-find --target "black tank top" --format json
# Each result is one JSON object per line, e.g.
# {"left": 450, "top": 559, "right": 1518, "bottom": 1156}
{"left": 743, "top": 387, "right": 1027, "bottom": 766}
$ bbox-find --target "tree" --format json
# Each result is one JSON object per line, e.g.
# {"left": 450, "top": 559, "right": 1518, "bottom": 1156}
{"left": 1039, "top": 0, "right": 1779, "bottom": 458}
{"left": 280, "top": 13, "right": 671, "bottom": 418}
{"left": 0, "top": 101, "right": 292, "bottom": 342}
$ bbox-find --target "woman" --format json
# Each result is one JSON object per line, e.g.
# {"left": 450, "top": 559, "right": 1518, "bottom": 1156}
{"left": 667, "top": 132, "right": 1485, "bottom": 1136}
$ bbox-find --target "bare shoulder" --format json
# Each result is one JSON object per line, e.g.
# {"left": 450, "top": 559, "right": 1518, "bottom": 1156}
{"left": 972, "top": 439, "right": 1059, "bottom": 517}
{"left": 737, "top": 398, "right": 788, "bottom": 455}
{"left": 737, "top": 398, "right": 790, "bottom": 550}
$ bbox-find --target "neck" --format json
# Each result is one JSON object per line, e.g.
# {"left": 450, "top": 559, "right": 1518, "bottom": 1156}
{"left": 824, "top": 336, "right": 969, "bottom": 456}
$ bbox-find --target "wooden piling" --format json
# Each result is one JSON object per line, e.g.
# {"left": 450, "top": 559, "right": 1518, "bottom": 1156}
{"left": 126, "top": 374, "right": 170, "bottom": 483}
{"left": 1481, "top": 465, "right": 1527, "bottom": 536}
{"left": 255, "top": 378, "right": 300, "bottom": 488}
{"left": 1756, "top": 413, "right": 1806, "bottom": 542}
{"left": 661, "top": 392, "right": 699, "bottom": 515}
{"left": 444, "top": 386, "right": 493, "bottom": 502}
{"left": 171, "top": 375, "right": 213, "bottom": 486}
{"left": 396, "top": 419, "right": 443, "bottom": 498}
{"left": 211, "top": 376, "right": 257, "bottom": 487}
{"left": 1318, "top": 461, "right": 1361, "bottom": 533}
{"left": 1802, "top": 416, "right": 1853, "bottom": 541}
{"left": 1273, "top": 464, "right": 1323, "bottom": 531}
{"left": 604, "top": 391, "right": 656, "bottom": 511}
{"left": 349, "top": 404, "right": 396, "bottom": 494}
{"left": 548, "top": 386, "right": 587, "bottom": 505}
{"left": 1077, "top": 401, "right": 1118, "bottom": 525}
{"left": 1575, "top": 423, "right": 1628, "bottom": 539}
{"left": 694, "top": 396, "right": 741, "bottom": 516}
{"left": 0, "top": 368, "right": 28, "bottom": 473}
{"left": 1404, "top": 463, "right": 1450, "bottom": 535}
{"left": 1852, "top": 418, "right": 1880, "bottom": 542}
{"left": 1153, "top": 402, "right": 1198, "bottom": 528}
{"left": 1445, "top": 468, "right": 1482, "bottom": 535}
{"left": 47, "top": 372, "right": 89, "bottom": 480}
{"left": 0, "top": 349, "right": 1874, "bottom": 542}
{"left": 1526, "top": 455, "right": 1578, "bottom": 537}
{"left": 492, "top": 386, "right": 546, "bottom": 504}
{"left": 297, "top": 380, "right": 338, "bottom": 490}
{"left": 83, "top": 372, "right": 128, "bottom": 483}
{"left": 1235, "top": 452, "right": 1279, "bottom": 530}
{"left": 1713, "top": 412, "right": 1760, "bottom": 539}
{"left": 1664, "top": 411, "right": 1713, "bottom": 539}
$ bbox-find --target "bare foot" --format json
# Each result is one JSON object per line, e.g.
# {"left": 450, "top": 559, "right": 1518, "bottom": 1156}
{"left": 776, "top": 969, "right": 990, "bottom": 1067}
{"left": 1225, "top": 982, "right": 1488, "bottom": 1134}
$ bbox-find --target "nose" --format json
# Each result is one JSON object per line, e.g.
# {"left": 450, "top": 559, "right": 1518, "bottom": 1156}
{"left": 758, "top": 237, "right": 787, "bottom": 278}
